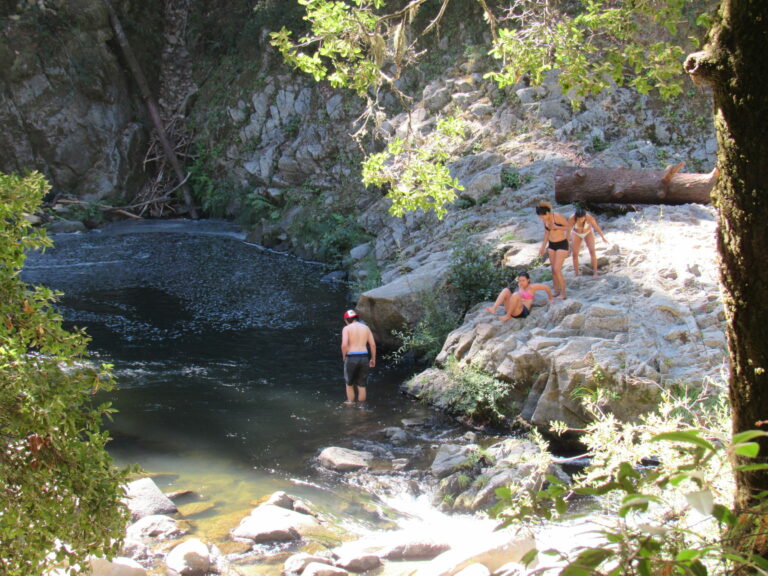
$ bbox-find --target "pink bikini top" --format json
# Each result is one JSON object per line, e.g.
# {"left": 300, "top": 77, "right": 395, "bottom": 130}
{"left": 518, "top": 288, "right": 533, "bottom": 300}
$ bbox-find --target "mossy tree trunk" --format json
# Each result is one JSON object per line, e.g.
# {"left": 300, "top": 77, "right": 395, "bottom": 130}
{"left": 686, "top": 0, "right": 768, "bottom": 509}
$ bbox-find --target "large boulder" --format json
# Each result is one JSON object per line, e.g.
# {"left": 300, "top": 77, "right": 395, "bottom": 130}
{"left": 165, "top": 538, "right": 218, "bottom": 576}
{"left": 126, "top": 514, "right": 185, "bottom": 541}
{"left": 356, "top": 260, "right": 450, "bottom": 348}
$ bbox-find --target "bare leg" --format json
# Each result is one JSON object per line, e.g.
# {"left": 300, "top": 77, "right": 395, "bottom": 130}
{"left": 357, "top": 386, "right": 366, "bottom": 403}
{"left": 548, "top": 249, "right": 561, "bottom": 296}
{"left": 345, "top": 384, "right": 355, "bottom": 403}
{"left": 585, "top": 233, "right": 598, "bottom": 278}
{"left": 500, "top": 292, "right": 524, "bottom": 321}
{"left": 486, "top": 287, "right": 512, "bottom": 314}
{"left": 571, "top": 235, "right": 582, "bottom": 276}
{"left": 550, "top": 249, "right": 568, "bottom": 298}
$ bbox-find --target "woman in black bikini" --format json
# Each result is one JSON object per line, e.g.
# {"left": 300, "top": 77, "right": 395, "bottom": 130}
{"left": 536, "top": 202, "right": 569, "bottom": 299}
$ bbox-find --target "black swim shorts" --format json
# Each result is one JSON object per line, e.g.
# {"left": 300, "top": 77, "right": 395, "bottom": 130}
{"left": 344, "top": 354, "right": 370, "bottom": 388}
{"left": 512, "top": 305, "right": 530, "bottom": 319}
{"left": 548, "top": 239, "right": 569, "bottom": 251}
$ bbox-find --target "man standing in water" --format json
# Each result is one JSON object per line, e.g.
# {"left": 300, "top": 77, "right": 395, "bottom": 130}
{"left": 341, "top": 310, "right": 376, "bottom": 404}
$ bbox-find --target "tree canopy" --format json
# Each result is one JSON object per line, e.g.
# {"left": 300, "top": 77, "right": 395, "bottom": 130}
{"left": 0, "top": 172, "right": 128, "bottom": 576}
{"left": 271, "top": 0, "right": 710, "bottom": 216}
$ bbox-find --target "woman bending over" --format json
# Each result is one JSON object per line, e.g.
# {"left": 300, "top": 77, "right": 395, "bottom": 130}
{"left": 568, "top": 207, "right": 607, "bottom": 278}
{"left": 535, "top": 202, "right": 569, "bottom": 299}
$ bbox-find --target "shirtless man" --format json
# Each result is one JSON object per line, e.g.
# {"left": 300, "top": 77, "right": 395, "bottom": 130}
{"left": 485, "top": 272, "right": 554, "bottom": 321}
{"left": 341, "top": 310, "right": 376, "bottom": 403}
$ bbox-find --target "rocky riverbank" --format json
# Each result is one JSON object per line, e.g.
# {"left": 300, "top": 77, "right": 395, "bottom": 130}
{"left": 80, "top": 416, "right": 561, "bottom": 576}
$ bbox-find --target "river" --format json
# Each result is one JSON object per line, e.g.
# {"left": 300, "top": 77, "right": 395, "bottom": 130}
{"left": 22, "top": 220, "right": 471, "bottom": 551}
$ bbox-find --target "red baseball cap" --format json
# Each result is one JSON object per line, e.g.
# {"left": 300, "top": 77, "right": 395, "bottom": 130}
{"left": 343, "top": 309, "right": 358, "bottom": 320}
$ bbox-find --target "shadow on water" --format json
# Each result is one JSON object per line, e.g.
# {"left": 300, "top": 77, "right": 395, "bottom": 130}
{"left": 23, "top": 220, "right": 449, "bottom": 542}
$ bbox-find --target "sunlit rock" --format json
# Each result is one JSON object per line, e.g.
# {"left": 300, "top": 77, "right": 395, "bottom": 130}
{"left": 318, "top": 447, "right": 374, "bottom": 472}
{"left": 123, "top": 478, "right": 177, "bottom": 521}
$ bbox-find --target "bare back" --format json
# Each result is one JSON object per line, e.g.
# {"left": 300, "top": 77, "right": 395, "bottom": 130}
{"left": 341, "top": 322, "right": 376, "bottom": 364}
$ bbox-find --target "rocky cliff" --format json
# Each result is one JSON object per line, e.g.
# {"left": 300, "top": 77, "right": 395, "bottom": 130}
{"left": 0, "top": 1, "right": 167, "bottom": 201}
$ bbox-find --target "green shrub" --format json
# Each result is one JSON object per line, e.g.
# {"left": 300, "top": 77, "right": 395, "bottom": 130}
{"left": 0, "top": 171, "right": 129, "bottom": 576}
{"left": 389, "top": 292, "right": 461, "bottom": 363}
{"left": 291, "top": 209, "right": 372, "bottom": 267}
{"left": 447, "top": 239, "right": 506, "bottom": 311}
{"left": 500, "top": 166, "right": 530, "bottom": 189}
{"left": 491, "top": 380, "right": 768, "bottom": 575}
{"left": 351, "top": 254, "right": 382, "bottom": 294}
{"left": 440, "top": 357, "right": 511, "bottom": 425}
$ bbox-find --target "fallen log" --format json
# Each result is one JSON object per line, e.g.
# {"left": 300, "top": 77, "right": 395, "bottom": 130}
{"left": 554, "top": 163, "right": 717, "bottom": 205}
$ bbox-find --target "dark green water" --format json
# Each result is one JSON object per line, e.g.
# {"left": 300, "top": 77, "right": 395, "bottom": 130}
{"left": 23, "top": 220, "right": 448, "bottom": 545}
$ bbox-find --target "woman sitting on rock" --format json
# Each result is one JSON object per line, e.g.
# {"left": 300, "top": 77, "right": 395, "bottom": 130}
{"left": 568, "top": 206, "right": 607, "bottom": 278}
{"left": 536, "top": 201, "right": 569, "bottom": 299}
{"left": 486, "top": 272, "right": 554, "bottom": 321}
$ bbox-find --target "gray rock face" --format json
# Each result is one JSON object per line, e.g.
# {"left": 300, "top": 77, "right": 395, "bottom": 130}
{"left": 406, "top": 205, "right": 725, "bottom": 438}
{"left": 430, "top": 444, "right": 478, "bottom": 479}
{"left": 0, "top": 8, "right": 148, "bottom": 201}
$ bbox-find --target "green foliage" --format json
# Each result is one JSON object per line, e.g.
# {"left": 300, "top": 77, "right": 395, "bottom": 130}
{"left": 485, "top": 0, "right": 692, "bottom": 107}
{"left": 188, "top": 143, "right": 231, "bottom": 217}
{"left": 0, "top": 172, "right": 128, "bottom": 576}
{"left": 438, "top": 357, "right": 511, "bottom": 426}
{"left": 284, "top": 115, "right": 303, "bottom": 138}
{"left": 64, "top": 201, "right": 106, "bottom": 227}
{"left": 493, "top": 380, "right": 768, "bottom": 574}
{"left": 270, "top": 0, "right": 391, "bottom": 98}
{"left": 447, "top": 238, "right": 505, "bottom": 311}
{"left": 290, "top": 205, "right": 372, "bottom": 267}
{"left": 271, "top": 0, "right": 711, "bottom": 219}
{"left": 362, "top": 117, "right": 466, "bottom": 218}
{"left": 389, "top": 292, "right": 461, "bottom": 363}
{"left": 500, "top": 166, "right": 530, "bottom": 189}
{"left": 591, "top": 135, "right": 609, "bottom": 152}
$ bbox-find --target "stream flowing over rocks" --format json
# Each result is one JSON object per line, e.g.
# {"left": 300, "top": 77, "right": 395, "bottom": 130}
{"left": 105, "top": 425, "right": 556, "bottom": 576}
